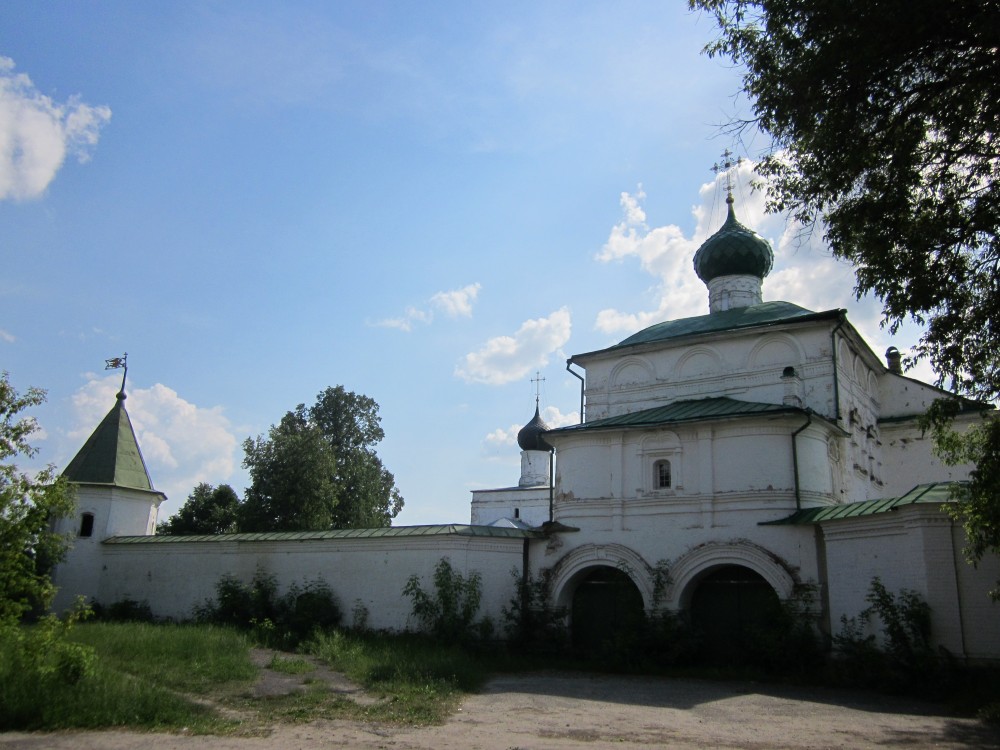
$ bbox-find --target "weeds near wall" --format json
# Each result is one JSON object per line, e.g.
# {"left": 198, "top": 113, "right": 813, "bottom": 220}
{"left": 403, "top": 558, "right": 491, "bottom": 644}
{"left": 90, "top": 596, "right": 155, "bottom": 623}
{"left": 501, "top": 567, "right": 567, "bottom": 652}
{"left": 833, "top": 577, "right": 945, "bottom": 693}
{"left": 196, "top": 567, "right": 341, "bottom": 648}
{"left": 0, "top": 601, "right": 97, "bottom": 729}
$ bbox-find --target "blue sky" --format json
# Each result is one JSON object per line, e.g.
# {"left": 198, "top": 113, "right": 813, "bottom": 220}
{"left": 2, "top": 1, "right": 932, "bottom": 526}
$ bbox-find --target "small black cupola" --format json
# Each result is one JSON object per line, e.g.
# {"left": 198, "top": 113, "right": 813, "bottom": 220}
{"left": 517, "top": 405, "right": 552, "bottom": 452}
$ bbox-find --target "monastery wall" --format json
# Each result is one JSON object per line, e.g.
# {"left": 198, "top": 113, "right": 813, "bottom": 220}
{"left": 71, "top": 534, "right": 525, "bottom": 632}
{"left": 820, "top": 506, "right": 1000, "bottom": 662}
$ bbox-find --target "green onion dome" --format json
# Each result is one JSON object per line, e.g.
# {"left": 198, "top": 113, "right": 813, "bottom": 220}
{"left": 693, "top": 195, "right": 774, "bottom": 283}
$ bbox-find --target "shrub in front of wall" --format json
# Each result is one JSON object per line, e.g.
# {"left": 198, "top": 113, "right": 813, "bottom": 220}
{"left": 196, "top": 567, "right": 341, "bottom": 648}
{"left": 403, "top": 557, "right": 486, "bottom": 644}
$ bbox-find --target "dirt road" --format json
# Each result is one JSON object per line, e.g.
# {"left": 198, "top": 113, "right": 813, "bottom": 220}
{"left": 3, "top": 672, "right": 998, "bottom": 749}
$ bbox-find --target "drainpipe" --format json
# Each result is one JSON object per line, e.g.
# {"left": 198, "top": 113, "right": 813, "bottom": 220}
{"left": 830, "top": 314, "right": 847, "bottom": 422}
{"left": 791, "top": 412, "right": 813, "bottom": 511}
{"left": 566, "top": 360, "right": 585, "bottom": 424}
{"left": 548, "top": 447, "right": 555, "bottom": 523}
{"left": 948, "top": 516, "right": 969, "bottom": 662}
{"left": 521, "top": 536, "right": 530, "bottom": 631}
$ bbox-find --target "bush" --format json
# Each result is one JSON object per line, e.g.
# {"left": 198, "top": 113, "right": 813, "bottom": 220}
{"left": 403, "top": 558, "right": 487, "bottom": 644}
{"left": 501, "top": 568, "right": 568, "bottom": 653}
{"left": 196, "top": 567, "right": 341, "bottom": 648}
{"left": 832, "top": 577, "right": 948, "bottom": 694}
{"left": 90, "top": 597, "right": 155, "bottom": 623}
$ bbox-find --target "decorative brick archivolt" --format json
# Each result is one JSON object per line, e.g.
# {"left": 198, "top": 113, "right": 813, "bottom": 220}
{"left": 547, "top": 543, "right": 656, "bottom": 610}
{"left": 663, "top": 540, "right": 797, "bottom": 609}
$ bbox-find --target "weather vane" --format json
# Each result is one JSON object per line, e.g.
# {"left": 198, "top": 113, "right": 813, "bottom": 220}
{"left": 531, "top": 371, "right": 546, "bottom": 408}
{"left": 105, "top": 352, "right": 128, "bottom": 396}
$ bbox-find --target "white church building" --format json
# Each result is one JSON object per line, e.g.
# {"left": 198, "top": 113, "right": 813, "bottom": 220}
{"left": 51, "top": 191, "right": 1000, "bottom": 662}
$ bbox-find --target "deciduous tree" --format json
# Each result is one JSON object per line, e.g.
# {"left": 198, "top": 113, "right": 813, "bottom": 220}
{"left": 239, "top": 386, "right": 403, "bottom": 532}
{"left": 0, "top": 372, "right": 76, "bottom": 621}
{"left": 157, "top": 482, "right": 241, "bottom": 535}
{"left": 240, "top": 413, "right": 339, "bottom": 532}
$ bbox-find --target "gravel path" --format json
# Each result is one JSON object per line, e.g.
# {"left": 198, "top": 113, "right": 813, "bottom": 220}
{"left": 3, "top": 671, "right": 998, "bottom": 749}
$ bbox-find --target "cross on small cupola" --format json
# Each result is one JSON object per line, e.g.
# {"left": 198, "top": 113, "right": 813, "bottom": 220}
{"left": 517, "top": 371, "right": 552, "bottom": 453}
{"left": 693, "top": 150, "right": 774, "bottom": 313}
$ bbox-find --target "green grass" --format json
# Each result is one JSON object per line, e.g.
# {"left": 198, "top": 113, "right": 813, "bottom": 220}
{"left": 268, "top": 653, "right": 314, "bottom": 675}
{"left": 0, "top": 622, "right": 257, "bottom": 733}
{"left": 71, "top": 622, "right": 258, "bottom": 694}
{"left": 305, "top": 630, "right": 490, "bottom": 723}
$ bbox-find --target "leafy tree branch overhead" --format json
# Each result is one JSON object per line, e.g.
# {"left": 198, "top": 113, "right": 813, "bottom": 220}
{"left": 691, "top": 0, "right": 1000, "bottom": 593}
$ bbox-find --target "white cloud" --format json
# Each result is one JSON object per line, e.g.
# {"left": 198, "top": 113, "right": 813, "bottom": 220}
{"left": 457, "top": 308, "right": 572, "bottom": 386}
{"left": 431, "top": 282, "right": 481, "bottom": 318}
{"left": 69, "top": 375, "right": 239, "bottom": 504}
{"left": 0, "top": 328, "right": 14, "bottom": 343}
{"left": 372, "top": 306, "right": 433, "bottom": 332}
{"left": 373, "top": 283, "right": 481, "bottom": 332}
{"left": 541, "top": 405, "right": 579, "bottom": 428}
{"left": 0, "top": 56, "right": 111, "bottom": 201}
{"left": 484, "top": 424, "right": 520, "bottom": 448}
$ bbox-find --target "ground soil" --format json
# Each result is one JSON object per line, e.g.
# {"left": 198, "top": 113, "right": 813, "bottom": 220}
{"left": 3, "top": 652, "right": 998, "bottom": 749}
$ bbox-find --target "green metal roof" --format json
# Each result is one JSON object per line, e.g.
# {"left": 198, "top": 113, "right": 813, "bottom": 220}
{"left": 760, "top": 482, "right": 961, "bottom": 526}
{"left": 104, "top": 523, "right": 543, "bottom": 544}
{"left": 62, "top": 393, "right": 156, "bottom": 492}
{"left": 573, "top": 302, "right": 841, "bottom": 361}
{"left": 548, "top": 397, "right": 800, "bottom": 435}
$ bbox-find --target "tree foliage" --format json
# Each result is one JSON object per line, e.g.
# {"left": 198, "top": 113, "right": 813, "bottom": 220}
{"left": 241, "top": 413, "right": 339, "bottom": 531}
{"left": 239, "top": 386, "right": 403, "bottom": 532}
{"left": 156, "top": 482, "right": 241, "bottom": 535}
{"left": 0, "top": 372, "right": 76, "bottom": 622}
{"left": 693, "top": 0, "right": 1000, "bottom": 589}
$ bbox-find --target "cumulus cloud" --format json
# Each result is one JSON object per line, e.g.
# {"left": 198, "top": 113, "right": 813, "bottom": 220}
{"left": 431, "top": 282, "right": 481, "bottom": 318}
{"left": 593, "top": 184, "right": 704, "bottom": 334}
{"left": 372, "top": 282, "right": 480, "bottom": 331}
{"left": 0, "top": 57, "right": 111, "bottom": 201}
{"left": 69, "top": 375, "right": 239, "bottom": 505}
{"left": 457, "top": 308, "right": 572, "bottom": 385}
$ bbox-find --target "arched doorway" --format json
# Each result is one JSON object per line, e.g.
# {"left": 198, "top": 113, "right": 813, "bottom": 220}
{"left": 689, "top": 565, "right": 781, "bottom": 665}
{"left": 571, "top": 566, "right": 645, "bottom": 658}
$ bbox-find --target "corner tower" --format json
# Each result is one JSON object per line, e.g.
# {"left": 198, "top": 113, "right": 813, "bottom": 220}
{"left": 51, "top": 386, "right": 166, "bottom": 612}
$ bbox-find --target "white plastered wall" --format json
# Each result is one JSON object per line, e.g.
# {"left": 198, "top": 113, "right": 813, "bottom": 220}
{"left": 821, "top": 506, "right": 1000, "bottom": 662}
{"left": 91, "top": 534, "right": 525, "bottom": 630}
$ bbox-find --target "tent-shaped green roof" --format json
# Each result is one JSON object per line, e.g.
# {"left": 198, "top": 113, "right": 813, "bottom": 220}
{"left": 62, "top": 392, "right": 156, "bottom": 492}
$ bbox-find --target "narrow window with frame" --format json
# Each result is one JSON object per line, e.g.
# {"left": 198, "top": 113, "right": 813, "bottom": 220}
{"left": 79, "top": 512, "right": 95, "bottom": 538}
{"left": 655, "top": 459, "right": 672, "bottom": 489}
